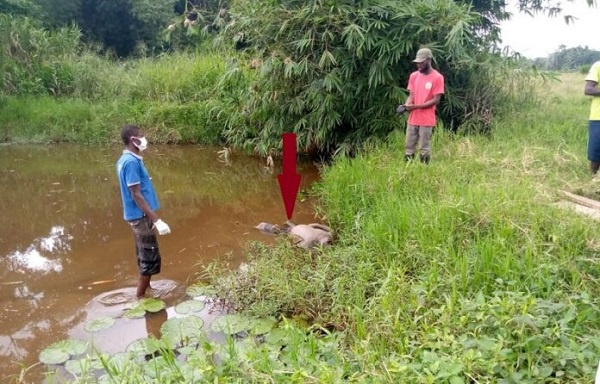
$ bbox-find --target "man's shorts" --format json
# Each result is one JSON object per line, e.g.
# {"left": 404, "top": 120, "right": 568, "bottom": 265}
{"left": 129, "top": 216, "right": 161, "bottom": 276}
{"left": 588, "top": 121, "right": 600, "bottom": 162}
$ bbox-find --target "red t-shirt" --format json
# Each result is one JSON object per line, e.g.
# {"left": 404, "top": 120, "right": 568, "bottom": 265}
{"left": 407, "top": 69, "right": 444, "bottom": 127}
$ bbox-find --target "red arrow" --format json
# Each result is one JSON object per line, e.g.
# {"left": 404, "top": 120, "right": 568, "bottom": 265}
{"left": 277, "top": 133, "right": 301, "bottom": 219}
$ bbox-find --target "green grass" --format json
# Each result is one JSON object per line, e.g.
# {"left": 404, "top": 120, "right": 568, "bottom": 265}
{"left": 18, "top": 73, "right": 600, "bottom": 383}
{"left": 199, "top": 72, "right": 600, "bottom": 383}
{"left": 0, "top": 52, "right": 250, "bottom": 145}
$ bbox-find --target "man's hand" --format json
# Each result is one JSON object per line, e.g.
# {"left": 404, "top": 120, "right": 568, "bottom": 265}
{"left": 153, "top": 219, "right": 171, "bottom": 235}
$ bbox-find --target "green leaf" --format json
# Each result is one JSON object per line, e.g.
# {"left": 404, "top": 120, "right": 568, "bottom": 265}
{"left": 39, "top": 339, "right": 87, "bottom": 365}
{"left": 64, "top": 358, "right": 104, "bottom": 376}
{"left": 104, "top": 352, "right": 129, "bottom": 371}
{"left": 123, "top": 298, "right": 166, "bottom": 317}
{"left": 39, "top": 348, "right": 70, "bottom": 365}
{"left": 264, "top": 328, "right": 293, "bottom": 346}
{"left": 186, "top": 283, "right": 217, "bottom": 298}
{"left": 160, "top": 316, "right": 205, "bottom": 348}
{"left": 126, "top": 338, "right": 160, "bottom": 357}
{"left": 84, "top": 316, "right": 116, "bottom": 333}
{"left": 248, "top": 317, "right": 277, "bottom": 335}
{"left": 210, "top": 314, "right": 252, "bottom": 335}
{"left": 141, "top": 298, "right": 166, "bottom": 313}
{"left": 175, "top": 300, "right": 205, "bottom": 315}
{"left": 124, "top": 306, "right": 146, "bottom": 318}
{"left": 538, "top": 366, "right": 553, "bottom": 378}
{"left": 64, "top": 339, "right": 88, "bottom": 356}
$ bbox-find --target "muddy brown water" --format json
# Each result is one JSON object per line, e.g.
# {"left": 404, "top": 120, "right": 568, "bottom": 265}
{"left": 0, "top": 144, "right": 321, "bottom": 381}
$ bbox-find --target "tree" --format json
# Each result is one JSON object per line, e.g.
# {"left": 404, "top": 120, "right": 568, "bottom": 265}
{"left": 0, "top": 0, "right": 41, "bottom": 16}
{"left": 546, "top": 45, "right": 600, "bottom": 70}
{"left": 216, "top": 0, "right": 516, "bottom": 155}
{"left": 36, "top": 0, "right": 80, "bottom": 26}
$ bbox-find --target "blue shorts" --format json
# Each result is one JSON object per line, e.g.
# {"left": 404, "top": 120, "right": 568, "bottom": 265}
{"left": 588, "top": 121, "right": 600, "bottom": 162}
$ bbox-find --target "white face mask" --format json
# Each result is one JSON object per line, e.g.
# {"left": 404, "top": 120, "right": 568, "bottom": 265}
{"left": 132, "top": 136, "right": 148, "bottom": 152}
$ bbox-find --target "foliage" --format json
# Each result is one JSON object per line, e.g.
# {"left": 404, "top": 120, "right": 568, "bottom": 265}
{"left": 77, "top": 0, "right": 178, "bottom": 57}
{"left": 214, "top": 0, "right": 537, "bottom": 156}
{"left": 0, "top": 50, "right": 248, "bottom": 145}
{"left": 15, "top": 73, "right": 600, "bottom": 384}
{"left": 532, "top": 45, "right": 600, "bottom": 71}
{"left": 163, "top": 0, "right": 230, "bottom": 51}
{"left": 200, "top": 73, "right": 600, "bottom": 382}
{"left": 35, "top": 0, "right": 80, "bottom": 26}
{"left": 123, "top": 298, "right": 166, "bottom": 318}
{"left": 84, "top": 316, "right": 116, "bottom": 333}
{"left": 0, "top": 0, "right": 40, "bottom": 16}
{"left": 39, "top": 339, "right": 88, "bottom": 365}
{"left": 0, "top": 14, "right": 81, "bottom": 96}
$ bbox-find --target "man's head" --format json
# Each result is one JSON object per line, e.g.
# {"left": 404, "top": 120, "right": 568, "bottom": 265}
{"left": 121, "top": 124, "right": 147, "bottom": 152}
{"left": 413, "top": 48, "right": 433, "bottom": 73}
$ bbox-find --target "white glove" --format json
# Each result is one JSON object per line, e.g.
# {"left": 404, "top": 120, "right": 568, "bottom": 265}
{"left": 153, "top": 219, "right": 171, "bottom": 235}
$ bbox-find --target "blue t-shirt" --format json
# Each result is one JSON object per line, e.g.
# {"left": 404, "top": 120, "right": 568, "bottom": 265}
{"left": 116, "top": 150, "right": 160, "bottom": 221}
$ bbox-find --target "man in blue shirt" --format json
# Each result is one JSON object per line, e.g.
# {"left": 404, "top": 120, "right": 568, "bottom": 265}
{"left": 116, "top": 124, "right": 171, "bottom": 299}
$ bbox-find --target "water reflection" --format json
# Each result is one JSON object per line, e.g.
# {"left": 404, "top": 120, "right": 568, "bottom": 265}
{"left": 6, "top": 225, "right": 71, "bottom": 274}
{"left": 14, "top": 285, "right": 44, "bottom": 300}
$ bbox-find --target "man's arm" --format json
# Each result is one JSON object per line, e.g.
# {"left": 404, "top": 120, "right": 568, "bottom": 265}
{"left": 129, "top": 184, "right": 160, "bottom": 223}
{"left": 585, "top": 80, "right": 600, "bottom": 96}
{"left": 406, "top": 93, "right": 441, "bottom": 111}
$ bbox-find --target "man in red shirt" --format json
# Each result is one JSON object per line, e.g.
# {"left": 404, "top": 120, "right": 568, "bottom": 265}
{"left": 403, "top": 48, "right": 445, "bottom": 164}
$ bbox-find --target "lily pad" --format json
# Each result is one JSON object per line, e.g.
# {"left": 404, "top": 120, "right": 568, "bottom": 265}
{"left": 210, "top": 314, "right": 252, "bottom": 335}
{"left": 123, "top": 306, "right": 146, "bottom": 319}
{"left": 175, "top": 300, "right": 205, "bottom": 315}
{"left": 160, "top": 316, "right": 205, "bottom": 348}
{"left": 64, "top": 358, "right": 104, "bottom": 376}
{"left": 264, "top": 328, "right": 294, "bottom": 346}
{"left": 142, "top": 356, "right": 168, "bottom": 379}
{"left": 39, "top": 348, "right": 70, "bottom": 365}
{"left": 103, "top": 352, "right": 129, "bottom": 371}
{"left": 39, "top": 339, "right": 88, "bottom": 365}
{"left": 126, "top": 338, "right": 160, "bottom": 357}
{"left": 84, "top": 316, "right": 116, "bottom": 333}
{"left": 64, "top": 339, "right": 88, "bottom": 355}
{"left": 124, "top": 298, "right": 166, "bottom": 318}
{"left": 143, "top": 298, "right": 166, "bottom": 313}
{"left": 186, "top": 283, "right": 217, "bottom": 298}
{"left": 248, "top": 317, "right": 277, "bottom": 335}
{"left": 176, "top": 345, "right": 198, "bottom": 356}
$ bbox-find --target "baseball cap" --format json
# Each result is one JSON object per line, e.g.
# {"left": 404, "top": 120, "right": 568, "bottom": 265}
{"left": 413, "top": 48, "right": 433, "bottom": 63}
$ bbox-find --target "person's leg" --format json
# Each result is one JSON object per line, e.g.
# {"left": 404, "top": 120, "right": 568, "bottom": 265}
{"left": 588, "top": 121, "right": 600, "bottom": 174}
{"left": 404, "top": 124, "right": 419, "bottom": 161}
{"left": 131, "top": 216, "right": 162, "bottom": 299}
{"left": 418, "top": 126, "right": 433, "bottom": 164}
{"left": 137, "top": 275, "right": 151, "bottom": 299}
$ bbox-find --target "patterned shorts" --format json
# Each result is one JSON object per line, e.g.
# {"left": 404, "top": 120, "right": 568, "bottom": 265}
{"left": 129, "top": 216, "right": 161, "bottom": 276}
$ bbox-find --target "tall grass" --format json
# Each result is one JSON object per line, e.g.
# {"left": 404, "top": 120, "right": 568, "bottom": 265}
{"left": 0, "top": 14, "right": 252, "bottom": 145}
{"left": 200, "top": 72, "right": 600, "bottom": 382}
{"left": 0, "top": 52, "right": 251, "bottom": 144}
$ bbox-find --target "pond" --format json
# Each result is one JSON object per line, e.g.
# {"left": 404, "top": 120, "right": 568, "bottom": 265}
{"left": 0, "top": 144, "right": 321, "bottom": 381}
